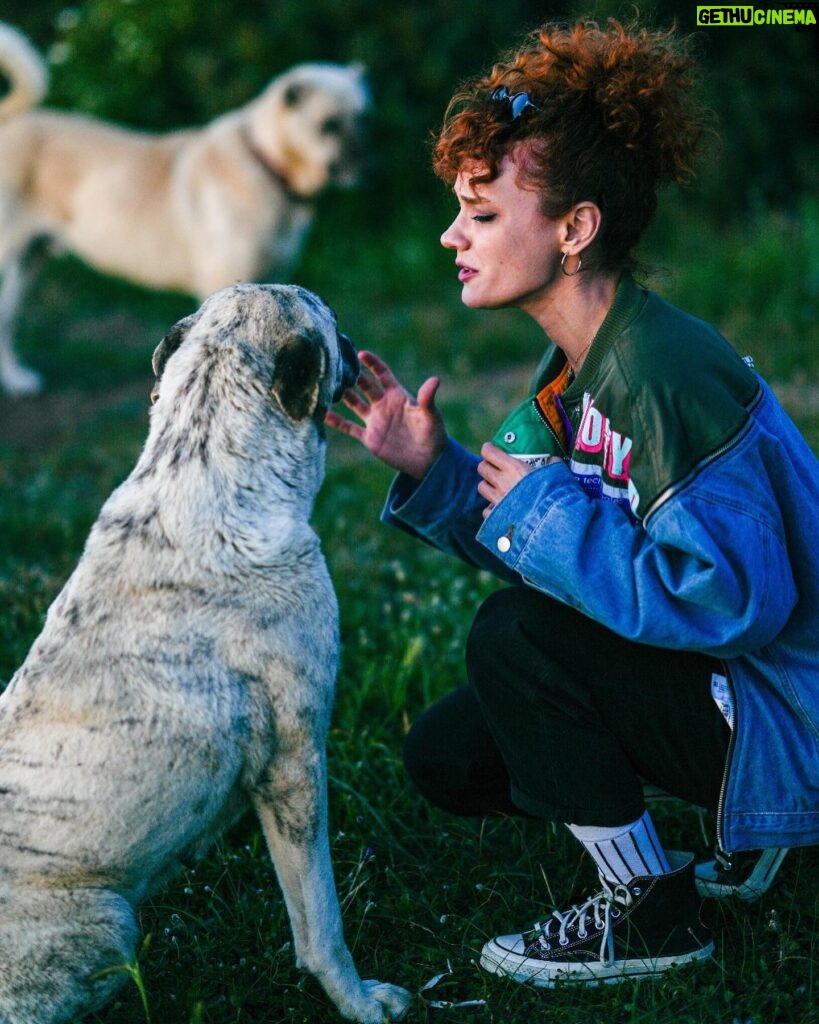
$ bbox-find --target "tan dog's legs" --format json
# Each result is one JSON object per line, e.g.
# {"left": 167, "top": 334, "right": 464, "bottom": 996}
{"left": 0, "top": 237, "right": 51, "bottom": 395}
{"left": 252, "top": 751, "right": 412, "bottom": 1024}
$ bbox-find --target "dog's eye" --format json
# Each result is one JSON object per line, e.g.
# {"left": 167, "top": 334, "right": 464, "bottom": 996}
{"left": 321, "top": 117, "right": 343, "bottom": 136}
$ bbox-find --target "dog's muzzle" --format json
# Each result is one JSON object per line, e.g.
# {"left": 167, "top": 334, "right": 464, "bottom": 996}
{"left": 334, "top": 333, "right": 360, "bottom": 402}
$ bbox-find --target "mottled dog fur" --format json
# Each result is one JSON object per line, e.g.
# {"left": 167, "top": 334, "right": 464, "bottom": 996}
{"left": 0, "top": 23, "right": 370, "bottom": 394}
{"left": 0, "top": 284, "right": 411, "bottom": 1024}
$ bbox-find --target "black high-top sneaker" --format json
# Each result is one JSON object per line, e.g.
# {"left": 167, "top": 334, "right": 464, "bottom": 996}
{"left": 695, "top": 846, "right": 788, "bottom": 901}
{"left": 480, "top": 852, "right": 713, "bottom": 987}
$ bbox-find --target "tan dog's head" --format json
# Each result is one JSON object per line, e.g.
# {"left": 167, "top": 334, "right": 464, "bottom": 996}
{"left": 151, "top": 284, "right": 359, "bottom": 423}
{"left": 247, "top": 62, "right": 370, "bottom": 198}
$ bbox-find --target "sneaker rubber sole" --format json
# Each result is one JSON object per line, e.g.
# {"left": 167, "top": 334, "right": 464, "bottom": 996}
{"left": 694, "top": 847, "right": 788, "bottom": 901}
{"left": 479, "top": 936, "right": 715, "bottom": 987}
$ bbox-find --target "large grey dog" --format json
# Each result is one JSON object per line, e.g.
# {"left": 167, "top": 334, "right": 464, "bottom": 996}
{"left": 0, "top": 284, "right": 411, "bottom": 1024}
{"left": 0, "top": 23, "right": 370, "bottom": 395}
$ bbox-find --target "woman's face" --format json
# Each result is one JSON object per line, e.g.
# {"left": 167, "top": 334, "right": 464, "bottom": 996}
{"left": 440, "top": 151, "right": 564, "bottom": 313}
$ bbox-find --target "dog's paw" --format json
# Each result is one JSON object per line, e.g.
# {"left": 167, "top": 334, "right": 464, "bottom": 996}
{"left": 359, "top": 980, "right": 412, "bottom": 1022}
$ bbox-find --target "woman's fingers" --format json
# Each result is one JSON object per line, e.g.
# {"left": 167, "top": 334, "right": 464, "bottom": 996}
{"left": 325, "top": 408, "right": 364, "bottom": 441}
{"left": 480, "top": 441, "right": 514, "bottom": 468}
{"left": 340, "top": 387, "right": 371, "bottom": 419}
{"left": 477, "top": 479, "right": 496, "bottom": 519}
{"left": 477, "top": 441, "right": 534, "bottom": 511}
{"left": 353, "top": 352, "right": 409, "bottom": 404}
{"left": 358, "top": 350, "right": 402, "bottom": 389}
{"left": 350, "top": 354, "right": 432, "bottom": 416}
{"left": 477, "top": 452, "right": 503, "bottom": 486}
{"left": 354, "top": 369, "right": 384, "bottom": 402}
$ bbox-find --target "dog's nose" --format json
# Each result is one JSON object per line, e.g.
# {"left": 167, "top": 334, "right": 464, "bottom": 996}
{"left": 334, "top": 333, "right": 359, "bottom": 400}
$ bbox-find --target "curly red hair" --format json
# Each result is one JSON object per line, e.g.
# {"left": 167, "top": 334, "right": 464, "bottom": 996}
{"left": 433, "top": 17, "right": 711, "bottom": 271}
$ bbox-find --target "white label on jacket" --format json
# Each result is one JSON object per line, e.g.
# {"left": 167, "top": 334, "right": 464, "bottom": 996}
{"left": 711, "top": 672, "right": 735, "bottom": 731}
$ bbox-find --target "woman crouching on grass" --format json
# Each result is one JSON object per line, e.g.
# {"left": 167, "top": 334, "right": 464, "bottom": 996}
{"left": 327, "top": 17, "right": 819, "bottom": 987}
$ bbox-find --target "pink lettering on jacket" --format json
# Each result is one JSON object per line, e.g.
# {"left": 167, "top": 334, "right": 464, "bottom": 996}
{"left": 576, "top": 394, "right": 633, "bottom": 482}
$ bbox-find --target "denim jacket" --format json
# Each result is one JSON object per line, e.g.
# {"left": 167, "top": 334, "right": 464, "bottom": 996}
{"left": 383, "top": 275, "right": 819, "bottom": 854}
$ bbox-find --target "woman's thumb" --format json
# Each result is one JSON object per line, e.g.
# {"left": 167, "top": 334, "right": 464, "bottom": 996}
{"left": 417, "top": 376, "right": 441, "bottom": 410}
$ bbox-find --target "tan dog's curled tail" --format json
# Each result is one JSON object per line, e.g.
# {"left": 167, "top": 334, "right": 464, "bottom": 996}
{"left": 0, "top": 23, "right": 48, "bottom": 121}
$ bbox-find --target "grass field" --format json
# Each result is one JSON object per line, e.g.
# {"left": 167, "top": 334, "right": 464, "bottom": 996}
{"left": 0, "top": 198, "right": 817, "bottom": 1023}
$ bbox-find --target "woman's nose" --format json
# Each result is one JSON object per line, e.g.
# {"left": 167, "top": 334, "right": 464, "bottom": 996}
{"left": 440, "top": 215, "right": 465, "bottom": 250}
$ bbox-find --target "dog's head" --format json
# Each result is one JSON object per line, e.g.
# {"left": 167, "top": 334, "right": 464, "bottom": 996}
{"left": 151, "top": 284, "right": 359, "bottom": 424}
{"left": 248, "top": 62, "right": 370, "bottom": 197}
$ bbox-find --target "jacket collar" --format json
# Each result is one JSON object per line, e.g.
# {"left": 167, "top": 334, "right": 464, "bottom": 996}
{"left": 531, "top": 273, "right": 646, "bottom": 396}
{"left": 561, "top": 272, "right": 646, "bottom": 401}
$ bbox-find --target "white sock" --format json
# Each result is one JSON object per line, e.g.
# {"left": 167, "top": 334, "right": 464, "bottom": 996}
{"left": 567, "top": 810, "right": 672, "bottom": 885}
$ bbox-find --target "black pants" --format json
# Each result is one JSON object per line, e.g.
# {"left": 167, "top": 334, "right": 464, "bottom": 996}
{"left": 403, "top": 586, "right": 731, "bottom": 827}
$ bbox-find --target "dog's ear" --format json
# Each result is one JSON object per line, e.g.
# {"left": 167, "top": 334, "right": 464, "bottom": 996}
{"left": 271, "top": 332, "right": 326, "bottom": 421}
{"left": 150, "top": 314, "right": 198, "bottom": 403}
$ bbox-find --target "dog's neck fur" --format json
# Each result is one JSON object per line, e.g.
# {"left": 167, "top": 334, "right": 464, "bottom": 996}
{"left": 240, "top": 125, "right": 312, "bottom": 205}
{"left": 115, "top": 354, "right": 326, "bottom": 570}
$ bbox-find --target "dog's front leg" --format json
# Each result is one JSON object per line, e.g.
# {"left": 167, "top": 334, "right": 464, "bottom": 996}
{"left": 251, "top": 750, "right": 411, "bottom": 1023}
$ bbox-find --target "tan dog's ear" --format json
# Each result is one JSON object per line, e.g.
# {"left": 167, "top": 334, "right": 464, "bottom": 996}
{"left": 271, "top": 332, "right": 326, "bottom": 421}
{"left": 150, "top": 313, "right": 199, "bottom": 403}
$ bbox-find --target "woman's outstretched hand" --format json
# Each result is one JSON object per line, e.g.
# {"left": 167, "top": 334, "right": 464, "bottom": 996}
{"left": 325, "top": 350, "right": 448, "bottom": 480}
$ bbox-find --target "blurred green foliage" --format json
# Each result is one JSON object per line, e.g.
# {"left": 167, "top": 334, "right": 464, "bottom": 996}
{"left": 5, "top": 0, "right": 817, "bottom": 228}
{"left": 2, "top": 2, "right": 817, "bottom": 382}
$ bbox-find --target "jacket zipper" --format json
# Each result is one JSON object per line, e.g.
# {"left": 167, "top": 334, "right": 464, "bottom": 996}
{"left": 715, "top": 660, "right": 736, "bottom": 858}
{"left": 531, "top": 397, "right": 569, "bottom": 458}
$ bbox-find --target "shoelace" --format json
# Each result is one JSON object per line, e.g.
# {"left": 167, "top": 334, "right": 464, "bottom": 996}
{"left": 531, "top": 877, "right": 634, "bottom": 964}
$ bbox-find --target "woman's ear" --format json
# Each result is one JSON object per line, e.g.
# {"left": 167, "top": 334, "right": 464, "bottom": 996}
{"left": 563, "top": 200, "right": 603, "bottom": 255}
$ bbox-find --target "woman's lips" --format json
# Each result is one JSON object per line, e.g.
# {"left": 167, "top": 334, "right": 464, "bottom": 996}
{"left": 457, "top": 264, "right": 477, "bottom": 282}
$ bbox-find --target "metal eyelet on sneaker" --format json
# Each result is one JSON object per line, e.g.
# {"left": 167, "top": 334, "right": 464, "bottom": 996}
{"left": 577, "top": 930, "right": 587, "bottom": 939}
{"left": 559, "top": 937, "right": 569, "bottom": 946}
{"left": 632, "top": 886, "right": 642, "bottom": 896}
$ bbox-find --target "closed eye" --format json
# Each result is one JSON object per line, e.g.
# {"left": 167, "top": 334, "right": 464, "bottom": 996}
{"left": 472, "top": 213, "right": 497, "bottom": 223}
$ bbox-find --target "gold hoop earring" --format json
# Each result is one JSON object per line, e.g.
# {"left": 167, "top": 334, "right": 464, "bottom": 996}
{"left": 561, "top": 252, "right": 582, "bottom": 277}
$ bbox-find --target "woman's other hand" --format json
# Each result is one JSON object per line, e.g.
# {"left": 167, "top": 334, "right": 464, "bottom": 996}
{"left": 477, "top": 442, "right": 540, "bottom": 518}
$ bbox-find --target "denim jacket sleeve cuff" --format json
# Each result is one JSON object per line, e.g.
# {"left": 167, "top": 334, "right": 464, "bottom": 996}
{"left": 476, "top": 460, "right": 572, "bottom": 575}
{"left": 381, "top": 437, "right": 482, "bottom": 538}
{"left": 381, "top": 439, "right": 517, "bottom": 576}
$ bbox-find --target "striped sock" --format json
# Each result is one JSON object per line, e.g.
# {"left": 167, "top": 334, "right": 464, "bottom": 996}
{"left": 567, "top": 810, "right": 672, "bottom": 885}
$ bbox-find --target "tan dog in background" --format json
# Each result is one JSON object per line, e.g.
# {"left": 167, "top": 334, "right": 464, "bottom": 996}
{"left": 0, "top": 284, "right": 411, "bottom": 1024}
{"left": 0, "top": 23, "right": 370, "bottom": 394}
